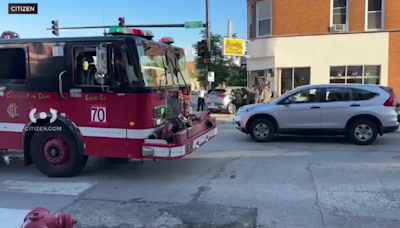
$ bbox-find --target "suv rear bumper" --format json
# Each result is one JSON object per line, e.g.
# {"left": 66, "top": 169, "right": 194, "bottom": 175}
{"left": 141, "top": 127, "right": 217, "bottom": 159}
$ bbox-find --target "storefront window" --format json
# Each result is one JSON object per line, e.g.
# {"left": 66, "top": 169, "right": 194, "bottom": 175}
{"left": 329, "top": 65, "right": 380, "bottom": 85}
{"left": 280, "top": 67, "right": 311, "bottom": 94}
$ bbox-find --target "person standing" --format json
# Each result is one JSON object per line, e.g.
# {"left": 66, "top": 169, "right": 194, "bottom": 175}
{"left": 197, "top": 86, "right": 206, "bottom": 111}
{"left": 262, "top": 83, "right": 272, "bottom": 103}
{"left": 252, "top": 85, "right": 260, "bottom": 104}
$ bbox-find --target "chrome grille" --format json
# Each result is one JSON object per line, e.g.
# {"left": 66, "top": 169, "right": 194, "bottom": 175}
{"left": 165, "top": 97, "right": 182, "bottom": 119}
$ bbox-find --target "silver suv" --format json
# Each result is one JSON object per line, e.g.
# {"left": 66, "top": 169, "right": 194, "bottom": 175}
{"left": 233, "top": 84, "right": 399, "bottom": 145}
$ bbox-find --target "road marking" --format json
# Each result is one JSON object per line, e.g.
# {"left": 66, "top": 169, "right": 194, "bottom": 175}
{"left": 0, "top": 180, "right": 96, "bottom": 196}
{"left": 0, "top": 208, "right": 31, "bottom": 228}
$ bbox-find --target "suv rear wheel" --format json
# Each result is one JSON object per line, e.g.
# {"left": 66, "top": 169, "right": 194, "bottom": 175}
{"left": 347, "top": 119, "right": 378, "bottom": 145}
{"left": 227, "top": 103, "right": 237, "bottom": 114}
{"left": 249, "top": 118, "right": 275, "bottom": 142}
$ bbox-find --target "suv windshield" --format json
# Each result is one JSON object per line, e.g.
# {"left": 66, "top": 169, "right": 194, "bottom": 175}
{"left": 209, "top": 89, "right": 226, "bottom": 95}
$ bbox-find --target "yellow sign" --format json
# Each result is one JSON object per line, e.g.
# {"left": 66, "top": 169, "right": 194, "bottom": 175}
{"left": 7, "top": 103, "right": 18, "bottom": 118}
{"left": 223, "top": 38, "right": 245, "bottom": 56}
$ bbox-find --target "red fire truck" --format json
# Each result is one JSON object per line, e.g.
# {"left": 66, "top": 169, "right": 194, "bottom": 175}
{"left": 0, "top": 27, "right": 217, "bottom": 177}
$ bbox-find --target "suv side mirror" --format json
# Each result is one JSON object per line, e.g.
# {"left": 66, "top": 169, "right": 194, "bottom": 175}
{"left": 283, "top": 98, "right": 292, "bottom": 105}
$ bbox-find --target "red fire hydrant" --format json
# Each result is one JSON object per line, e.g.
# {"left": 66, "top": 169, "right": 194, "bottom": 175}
{"left": 19, "top": 207, "right": 77, "bottom": 228}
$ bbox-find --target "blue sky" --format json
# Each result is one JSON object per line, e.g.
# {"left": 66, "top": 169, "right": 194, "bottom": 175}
{"left": 1, "top": 0, "right": 247, "bottom": 61}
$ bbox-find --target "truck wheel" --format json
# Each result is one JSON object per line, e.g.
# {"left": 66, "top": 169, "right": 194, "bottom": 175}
{"left": 249, "top": 118, "right": 275, "bottom": 142}
{"left": 347, "top": 119, "right": 378, "bottom": 145}
{"left": 30, "top": 127, "right": 86, "bottom": 177}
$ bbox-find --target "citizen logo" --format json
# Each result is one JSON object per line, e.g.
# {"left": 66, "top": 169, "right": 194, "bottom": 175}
{"left": 8, "top": 3, "right": 38, "bottom": 14}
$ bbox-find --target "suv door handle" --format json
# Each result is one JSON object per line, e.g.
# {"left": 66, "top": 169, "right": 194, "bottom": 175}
{"left": 310, "top": 106, "right": 320, "bottom": 109}
{"left": 350, "top": 104, "right": 360, "bottom": 107}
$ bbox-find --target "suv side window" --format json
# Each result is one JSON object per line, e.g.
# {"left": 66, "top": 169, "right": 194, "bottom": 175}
{"left": 286, "top": 88, "right": 321, "bottom": 104}
{"left": 0, "top": 48, "right": 27, "bottom": 85}
{"left": 352, "top": 88, "right": 378, "bottom": 100}
{"left": 325, "top": 87, "right": 357, "bottom": 102}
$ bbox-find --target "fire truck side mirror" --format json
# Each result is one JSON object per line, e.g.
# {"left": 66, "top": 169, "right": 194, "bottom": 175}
{"left": 94, "top": 73, "right": 106, "bottom": 85}
{"left": 96, "top": 45, "right": 108, "bottom": 75}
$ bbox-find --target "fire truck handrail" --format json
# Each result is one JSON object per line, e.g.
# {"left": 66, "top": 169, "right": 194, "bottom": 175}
{"left": 59, "top": 70, "right": 66, "bottom": 99}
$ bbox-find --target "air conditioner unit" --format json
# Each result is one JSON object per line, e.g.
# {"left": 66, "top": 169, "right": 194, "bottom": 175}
{"left": 330, "top": 24, "right": 346, "bottom": 33}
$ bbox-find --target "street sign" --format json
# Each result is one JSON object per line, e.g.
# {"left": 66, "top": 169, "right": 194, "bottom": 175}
{"left": 223, "top": 38, "right": 245, "bottom": 56}
{"left": 208, "top": 71, "right": 215, "bottom": 82}
{"left": 185, "top": 21, "right": 203, "bottom": 29}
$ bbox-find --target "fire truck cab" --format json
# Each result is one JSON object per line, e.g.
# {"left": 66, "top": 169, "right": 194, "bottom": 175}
{"left": 0, "top": 27, "right": 217, "bottom": 177}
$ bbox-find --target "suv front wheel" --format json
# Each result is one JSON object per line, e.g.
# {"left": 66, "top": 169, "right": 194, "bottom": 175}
{"left": 347, "top": 119, "right": 378, "bottom": 145}
{"left": 249, "top": 118, "right": 275, "bottom": 142}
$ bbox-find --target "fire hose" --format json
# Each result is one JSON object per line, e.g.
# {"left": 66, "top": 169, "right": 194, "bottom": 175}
{"left": 19, "top": 207, "right": 77, "bottom": 228}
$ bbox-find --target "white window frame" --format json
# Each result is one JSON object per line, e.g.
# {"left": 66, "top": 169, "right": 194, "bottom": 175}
{"left": 280, "top": 67, "right": 311, "bottom": 92}
{"left": 365, "top": 0, "right": 385, "bottom": 31}
{"left": 329, "top": 65, "right": 381, "bottom": 84}
{"left": 256, "top": 0, "right": 272, "bottom": 38}
{"left": 330, "top": 0, "right": 349, "bottom": 30}
{"left": 248, "top": 6, "right": 252, "bottom": 39}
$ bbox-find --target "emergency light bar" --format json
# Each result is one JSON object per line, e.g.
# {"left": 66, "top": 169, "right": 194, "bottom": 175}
{"left": 159, "top": 36, "right": 174, "bottom": 44}
{"left": 109, "top": 26, "right": 154, "bottom": 39}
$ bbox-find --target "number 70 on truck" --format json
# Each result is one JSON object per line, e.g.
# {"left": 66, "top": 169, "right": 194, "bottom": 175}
{"left": 0, "top": 26, "right": 218, "bottom": 177}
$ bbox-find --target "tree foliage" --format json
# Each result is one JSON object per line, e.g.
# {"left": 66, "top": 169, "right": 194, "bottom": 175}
{"left": 192, "top": 30, "right": 247, "bottom": 87}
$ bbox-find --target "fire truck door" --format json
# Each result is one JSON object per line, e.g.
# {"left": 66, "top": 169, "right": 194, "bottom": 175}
{"left": 65, "top": 43, "right": 128, "bottom": 158}
{"left": 0, "top": 45, "right": 31, "bottom": 149}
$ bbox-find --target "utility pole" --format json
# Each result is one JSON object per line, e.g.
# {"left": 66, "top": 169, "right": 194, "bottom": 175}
{"left": 206, "top": 0, "right": 212, "bottom": 89}
{"left": 228, "top": 20, "right": 241, "bottom": 67}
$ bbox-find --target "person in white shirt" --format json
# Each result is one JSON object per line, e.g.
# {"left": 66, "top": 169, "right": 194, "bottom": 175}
{"left": 197, "top": 86, "right": 206, "bottom": 111}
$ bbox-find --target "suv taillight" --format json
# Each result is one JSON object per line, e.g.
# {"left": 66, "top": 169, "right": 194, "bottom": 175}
{"left": 384, "top": 96, "right": 396, "bottom": 106}
{"left": 380, "top": 86, "right": 397, "bottom": 107}
{"left": 219, "top": 95, "right": 226, "bottom": 98}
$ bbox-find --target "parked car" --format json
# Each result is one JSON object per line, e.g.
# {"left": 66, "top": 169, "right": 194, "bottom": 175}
{"left": 206, "top": 86, "right": 255, "bottom": 114}
{"left": 233, "top": 84, "right": 399, "bottom": 145}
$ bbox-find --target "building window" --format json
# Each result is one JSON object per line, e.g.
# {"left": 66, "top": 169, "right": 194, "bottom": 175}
{"left": 248, "top": 6, "right": 252, "bottom": 39}
{"left": 280, "top": 67, "right": 311, "bottom": 94}
{"left": 256, "top": 0, "right": 272, "bottom": 37}
{"left": 366, "top": 0, "right": 384, "bottom": 30}
{"left": 0, "top": 48, "right": 27, "bottom": 85}
{"left": 332, "top": 0, "right": 348, "bottom": 27}
{"left": 329, "top": 65, "right": 380, "bottom": 84}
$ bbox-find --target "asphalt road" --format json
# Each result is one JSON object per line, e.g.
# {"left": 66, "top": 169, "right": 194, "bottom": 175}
{"left": 1, "top": 122, "right": 400, "bottom": 228}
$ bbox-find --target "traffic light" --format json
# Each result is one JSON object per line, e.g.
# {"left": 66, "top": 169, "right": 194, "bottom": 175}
{"left": 197, "top": 40, "right": 207, "bottom": 57}
{"left": 51, "top": 20, "right": 59, "bottom": 36}
{"left": 118, "top": 17, "right": 125, "bottom": 27}
{"left": 197, "top": 40, "right": 210, "bottom": 65}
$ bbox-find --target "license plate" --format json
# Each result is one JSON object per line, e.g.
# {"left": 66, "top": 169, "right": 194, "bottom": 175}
{"left": 210, "top": 103, "right": 215, "bottom": 106}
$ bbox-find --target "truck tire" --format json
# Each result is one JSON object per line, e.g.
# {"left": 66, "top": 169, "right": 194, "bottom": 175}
{"left": 249, "top": 118, "right": 275, "bottom": 142}
{"left": 347, "top": 119, "right": 378, "bottom": 145}
{"left": 29, "top": 126, "right": 86, "bottom": 177}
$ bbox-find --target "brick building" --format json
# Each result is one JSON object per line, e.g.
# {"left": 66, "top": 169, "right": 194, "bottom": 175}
{"left": 246, "top": 0, "right": 400, "bottom": 96}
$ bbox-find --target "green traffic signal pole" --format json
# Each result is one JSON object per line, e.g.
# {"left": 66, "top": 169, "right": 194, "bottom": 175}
{"left": 206, "top": 0, "right": 212, "bottom": 89}
{"left": 46, "top": 24, "right": 207, "bottom": 30}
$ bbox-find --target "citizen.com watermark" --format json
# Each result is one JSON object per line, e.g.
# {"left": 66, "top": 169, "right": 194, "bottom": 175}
{"left": 24, "top": 126, "right": 62, "bottom": 132}
{"left": 26, "top": 108, "right": 62, "bottom": 131}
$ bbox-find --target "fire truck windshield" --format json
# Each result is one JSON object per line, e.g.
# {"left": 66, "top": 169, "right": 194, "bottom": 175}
{"left": 137, "top": 45, "right": 171, "bottom": 87}
{"left": 177, "top": 54, "right": 190, "bottom": 85}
